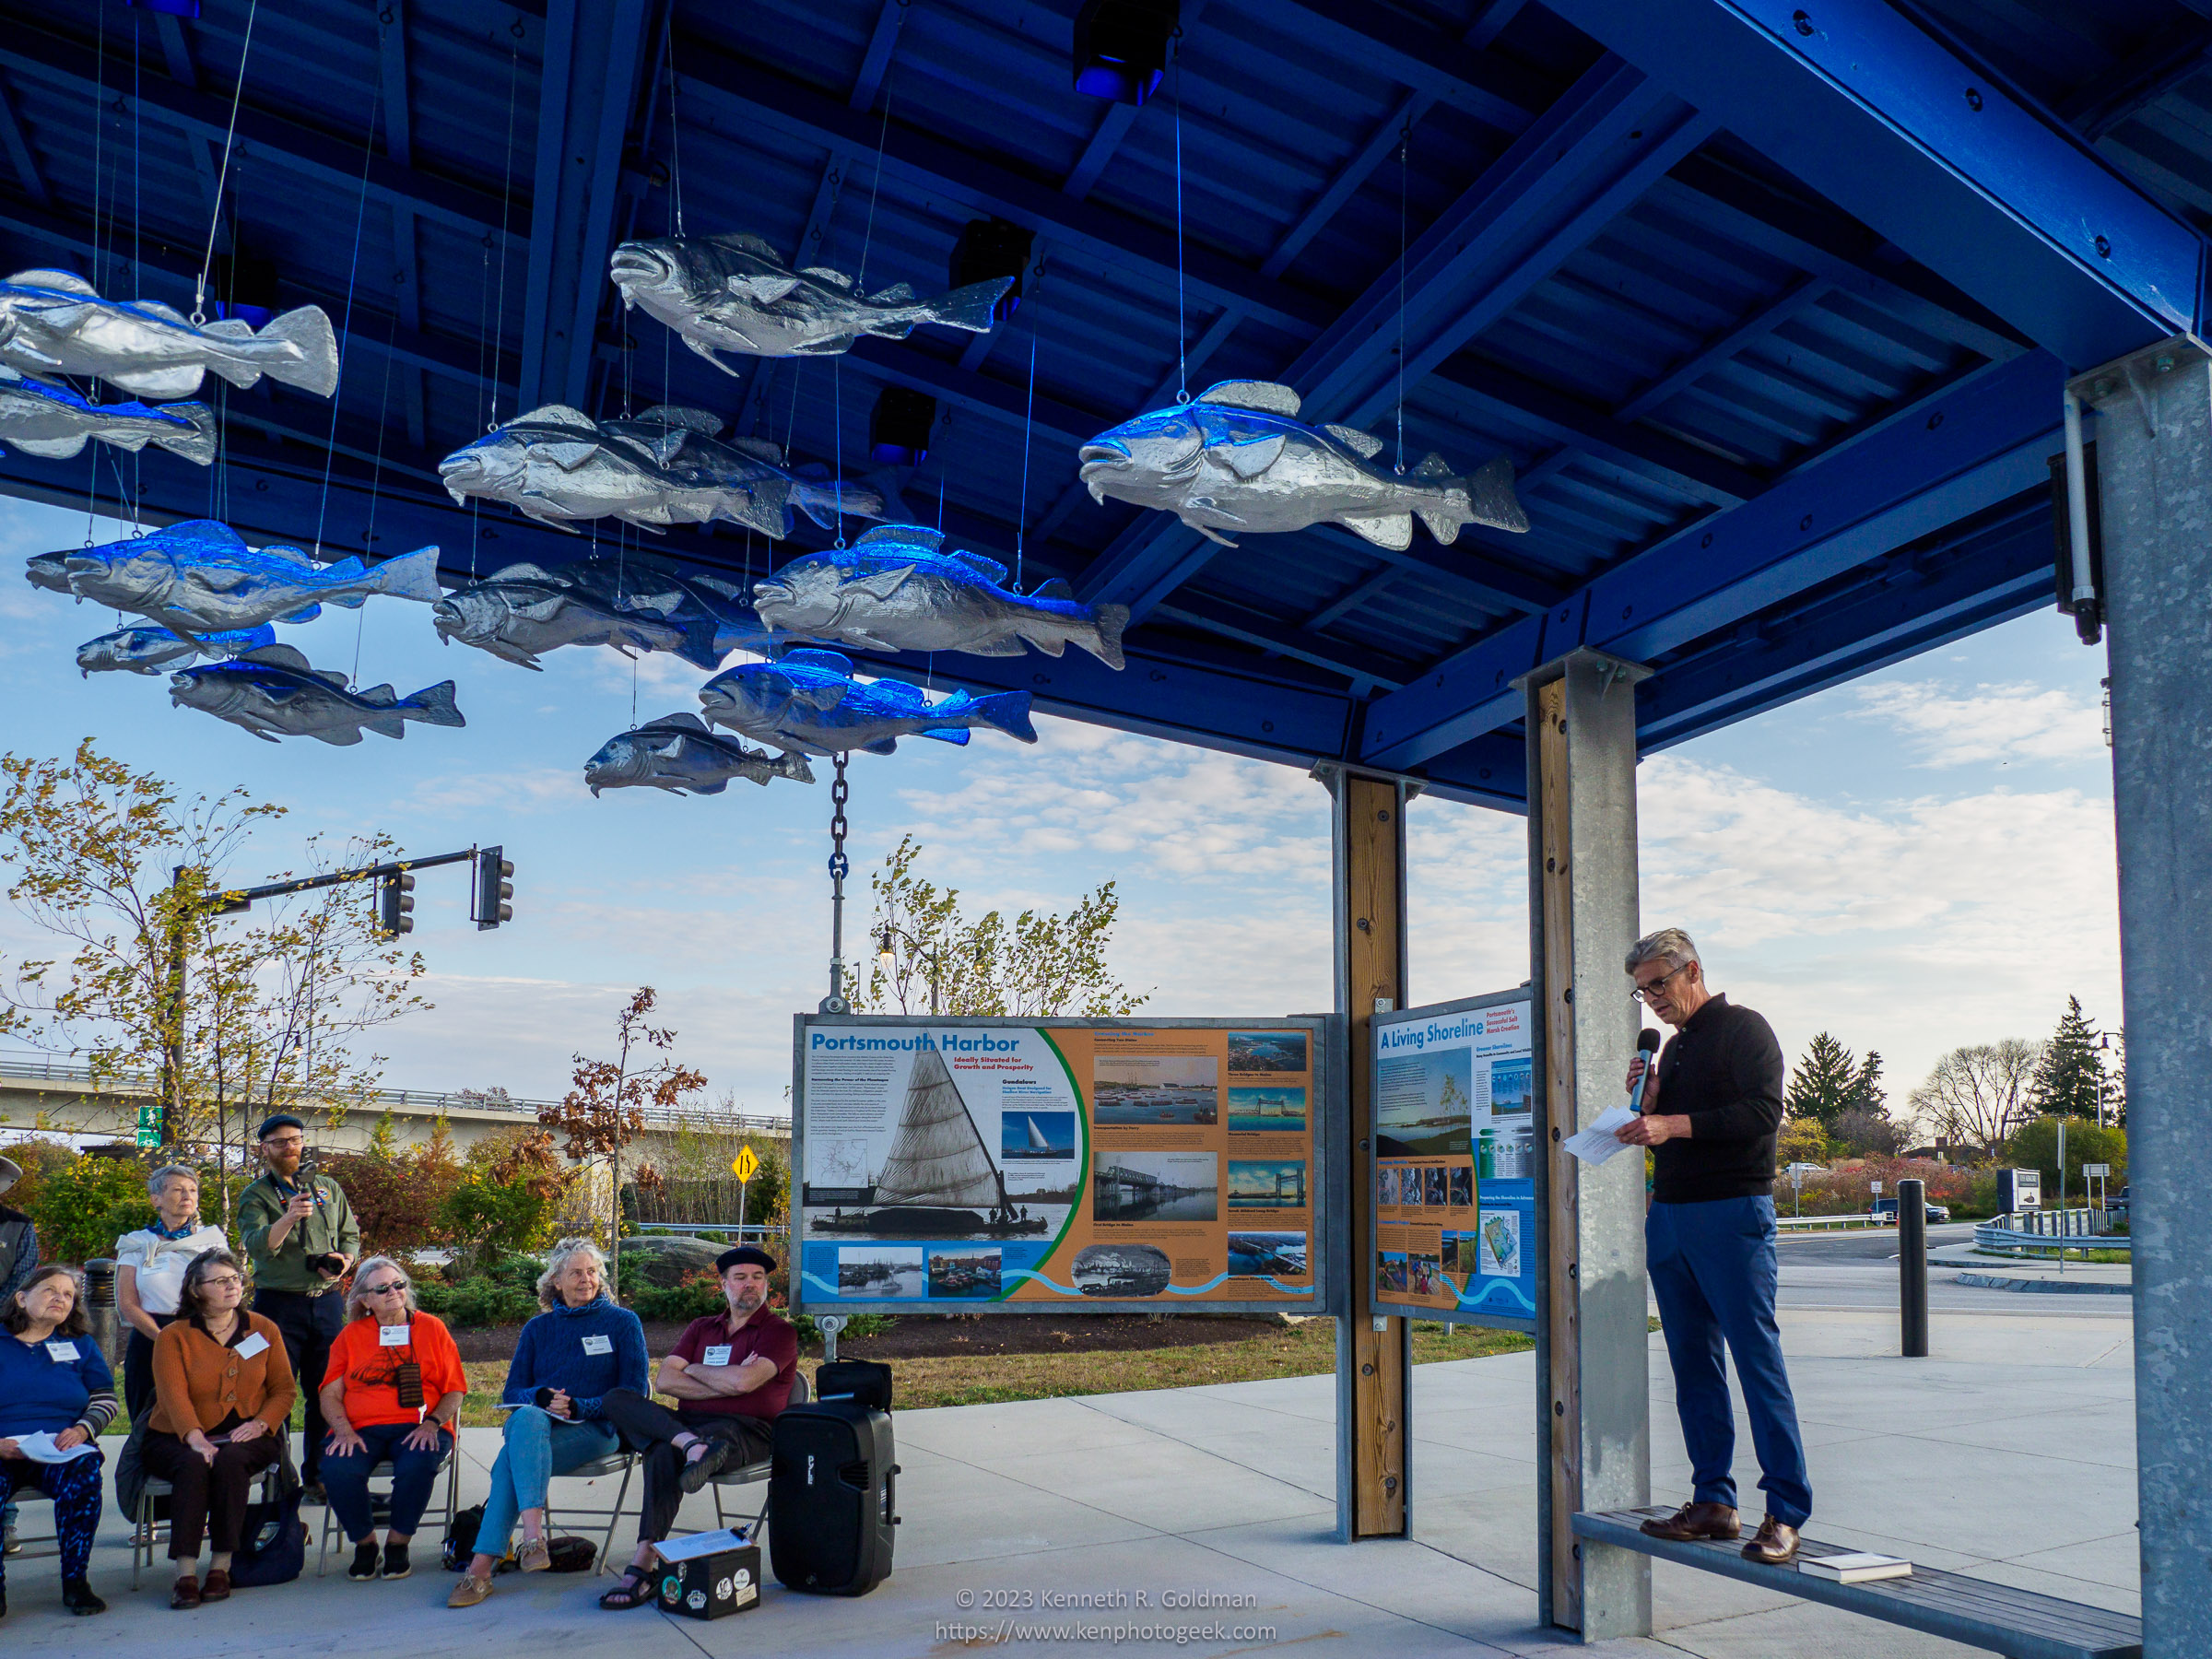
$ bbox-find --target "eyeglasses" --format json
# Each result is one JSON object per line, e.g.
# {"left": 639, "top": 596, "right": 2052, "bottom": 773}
{"left": 199, "top": 1275, "right": 245, "bottom": 1290}
{"left": 1630, "top": 963, "right": 1693, "bottom": 1005}
{"left": 361, "top": 1281, "right": 408, "bottom": 1297}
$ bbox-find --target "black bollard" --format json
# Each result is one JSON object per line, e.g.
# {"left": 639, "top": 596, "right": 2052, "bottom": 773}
{"left": 1898, "top": 1178, "right": 1928, "bottom": 1358}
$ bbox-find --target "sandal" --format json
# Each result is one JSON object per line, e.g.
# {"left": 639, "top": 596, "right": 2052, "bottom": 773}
{"left": 597, "top": 1566, "right": 657, "bottom": 1611}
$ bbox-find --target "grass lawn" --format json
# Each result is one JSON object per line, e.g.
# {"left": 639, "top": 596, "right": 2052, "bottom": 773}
{"left": 456, "top": 1319, "right": 1535, "bottom": 1420}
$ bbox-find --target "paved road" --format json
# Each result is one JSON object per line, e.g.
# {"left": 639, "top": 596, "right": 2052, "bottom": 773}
{"left": 1775, "top": 1219, "right": 1978, "bottom": 1261}
{"left": 1754, "top": 1221, "right": 2133, "bottom": 1317}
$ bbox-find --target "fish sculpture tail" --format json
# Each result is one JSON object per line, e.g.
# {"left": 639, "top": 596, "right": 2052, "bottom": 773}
{"left": 969, "top": 689, "right": 1039, "bottom": 744}
{"left": 367, "top": 544, "right": 446, "bottom": 604}
{"left": 1088, "top": 602, "right": 1129, "bottom": 671}
{"left": 790, "top": 477, "right": 886, "bottom": 530}
{"left": 246, "top": 306, "right": 343, "bottom": 398}
{"left": 157, "top": 401, "right": 220, "bottom": 465}
{"left": 399, "top": 679, "right": 466, "bottom": 727}
{"left": 772, "top": 750, "right": 817, "bottom": 784}
{"left": 1411, "top": 453, "right": 1528, "bottom": 543}
{"left": 924, "top": 277, "right": 1015, "bottom": 335}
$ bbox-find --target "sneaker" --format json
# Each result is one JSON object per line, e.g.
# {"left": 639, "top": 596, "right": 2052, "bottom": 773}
{"left": 2, "top": 1523, "right": 18, "bottom": 1556}
{"left": 382, "top": 1540, "right": 411, "bottom": 1581}
{"left": 447, "top": 1573, "right": 493, "bottom": 1609}
{"left": 347, "top": 1539, "right": 381, "bottom": 1582}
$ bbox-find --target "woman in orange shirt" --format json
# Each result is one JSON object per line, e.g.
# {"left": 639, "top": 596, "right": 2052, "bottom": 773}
{"left": 318, "top": 1256, "right": 465, "bottom": 1583}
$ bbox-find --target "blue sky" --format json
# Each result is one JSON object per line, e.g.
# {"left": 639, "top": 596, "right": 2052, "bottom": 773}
{"left": 0, "top": 495, "right": 2118, "bottom": 1125}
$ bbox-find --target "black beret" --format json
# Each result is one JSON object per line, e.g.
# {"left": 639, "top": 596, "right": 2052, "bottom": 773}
{"left": 256, "top": 1113, "right": 306, "bottom": 1141}
{"left": 717, "top": 1245, "right": 776, "bottom": 1274}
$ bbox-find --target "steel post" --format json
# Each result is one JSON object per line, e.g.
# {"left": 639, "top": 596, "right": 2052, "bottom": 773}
{"left": 1898, "top": 1178, "right": 1928, "bottom": 1358}
{"left": 2076, "top": 336, "right": 2212, "bottom": 1659}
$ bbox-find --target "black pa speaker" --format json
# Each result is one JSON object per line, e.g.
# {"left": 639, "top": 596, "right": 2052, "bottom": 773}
{"left": 768, "top": 1401, "right": 898, "bottom": 1595}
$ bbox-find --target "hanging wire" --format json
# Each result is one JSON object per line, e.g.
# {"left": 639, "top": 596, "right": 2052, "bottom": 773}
{"left": 191, "top": 0, "right": 261, "bottom": 325}
{"left": 1394, "top": 123, "right": 1409, "bottom": 476}
{"left": 90, "top": 0, "right": 108, "bottom": 292}
{"left": 854, "top": 71, "right": 895, "bottom": 292}
{"left": 488, "top": 23, "right": 524, "bottom": 429}
{"left": 312, "top": 75, "right": 382, "bottom": 559}
{"left": 1015, "top": 329, "right": 1037, "bottom": 589}
{"left": 353, "top": 306, "right": 401, "bottom": 691}
{"left": 664, "top": 24, "right": 687, "bottom": 238}
{"left": 1172, "top": 45, "right": 1188, "bottom": 402}
{"left": 831, "top": 357, "right": 847, "bottom": 547}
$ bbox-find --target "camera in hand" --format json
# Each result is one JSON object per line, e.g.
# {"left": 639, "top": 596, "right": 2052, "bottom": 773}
{"left": 308, "top": 1253, "right": 346, "bottom": 1278}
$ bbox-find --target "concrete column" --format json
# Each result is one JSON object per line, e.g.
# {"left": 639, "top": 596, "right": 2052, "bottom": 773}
{"left": 1317, "top": 765, "right": 1413, "bottom": 1540}
{"left": 1517, "top": 648, "right": 1653, "bottom": 1639}
{"left": 2076, "top": 338, "right": 2212, "bottom": 1659}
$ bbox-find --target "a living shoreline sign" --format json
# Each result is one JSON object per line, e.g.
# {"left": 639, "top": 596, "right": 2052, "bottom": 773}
{"left": 793, "top": 1015, "right": 1332, "bottom": 1314}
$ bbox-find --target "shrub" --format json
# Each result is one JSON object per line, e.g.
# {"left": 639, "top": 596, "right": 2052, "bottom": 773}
{"left": 413, "top": 1275, "right": 539, "bottom": 1329}
{"left": 2004, "top": 1117, "right": 2125, "bottom": 1199}
{"left": 27, "top": 1152, "right": 159, "bottom": 1264}
{"left": 324, "top": 1142, "right": 464, "bottom": 1257}
{"left": 630, "top": 1268, "right": 728, "bottom": 1324}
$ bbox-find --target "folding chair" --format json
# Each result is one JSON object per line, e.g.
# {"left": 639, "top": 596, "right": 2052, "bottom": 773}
{"left": 314, "top": 1446, "right": 462, "bottom": 1575}
{"left": 133, "top": 1465, "right": 283, "bottom": 1589}
{"left": 4, "top": 1485, "right": 62, "bottom": 1561}
{"left": 543, "top": 1451, "right": 638, "bottom": 1574}
{"left": 690, "top": 1371, "right": 809, "bottom": 1544}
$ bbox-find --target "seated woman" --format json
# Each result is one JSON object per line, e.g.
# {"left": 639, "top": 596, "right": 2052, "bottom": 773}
{"left": 114, "top": 1165, "right": 229, "bottom": 1426}
{"left": 447, "top": 1239, "right": 646, "bottom": 1609}
{"left": 146, "top": 1248, "right": 297, "bottom": 1610}
{"left": 319, "top": 1255, "right": 466, "bottom": 1583}
{"left": 0, "top": 1265, "right": 114, "bottom": 1620}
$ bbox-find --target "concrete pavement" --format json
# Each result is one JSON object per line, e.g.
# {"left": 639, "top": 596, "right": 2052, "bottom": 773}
{"left": 0, "top": 1307, "right": 2136, "bottom": 1657}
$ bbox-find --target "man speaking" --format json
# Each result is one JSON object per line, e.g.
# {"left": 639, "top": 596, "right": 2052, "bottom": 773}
{"left": 1613, "top": 927, "right": 1810, "bottom": 1565}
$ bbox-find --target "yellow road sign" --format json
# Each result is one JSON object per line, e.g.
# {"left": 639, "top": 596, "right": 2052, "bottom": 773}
{"left": 730, "top": 1146, "right": 760, "bottom": 1183}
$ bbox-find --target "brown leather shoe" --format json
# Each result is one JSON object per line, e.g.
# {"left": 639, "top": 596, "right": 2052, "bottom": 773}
{"left": 169, "top": 1576, "right": 201, "bottom": 1610}
{"left": 1641, "top": 1501, "right": 1740, "bottom": 1541}
{"left": 1741, "top": 1515, "right": 1801, "bottom": 1564}
{"left": 200, "top": 1568, "right": 232, "bottom": 1603}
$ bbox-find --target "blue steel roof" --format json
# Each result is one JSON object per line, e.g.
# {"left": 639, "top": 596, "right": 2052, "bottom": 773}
{"left": 0, "top": 1, "right": 2198, "bottom": 806}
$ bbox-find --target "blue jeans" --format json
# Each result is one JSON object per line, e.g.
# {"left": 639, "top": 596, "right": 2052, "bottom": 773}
{"left": 473, "top": 1406, "right": 619, "bottom": 1561}
{"left": 323, "top": 1421, "right": 453, "bottom": 1542}
{"left": 1647, "top": 1195, "right": 1812, "bottom": 1527}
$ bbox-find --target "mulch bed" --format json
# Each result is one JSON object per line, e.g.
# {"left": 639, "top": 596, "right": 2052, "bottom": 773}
{"left": 448, "top": 1312, "right": 1290, "bottom": 1363}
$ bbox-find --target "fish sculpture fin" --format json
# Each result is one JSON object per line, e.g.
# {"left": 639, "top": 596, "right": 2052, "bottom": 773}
{"left": 928, "top": 277, "right": 1014, "bottom": 335}
{"left": 402, "top": 680, "right": 466, "bottom": 727}
{"left": 689, "top": 777, "right": 733, "bottom": 794}
{"left": 314, "top": 725, "right": 370, "bottom": 745}
{"left": 842, "top": 563, "right": 917, "bottom": 602}
{"left": 280, "top": 602, "right": 325, "bottom": 623}
{"left": 1195, "top": 380, "right": 1303, "bottom": 417}
{"left": 650, "top": 735, "right": 688, "bottom": 759}
{"left": 683, "top": 335, "right": 747, "bottom": 376}
{"left": 237, "top": 643, "right": 316, "bottom": 671}
{"left": 1030, "top": 577, "right": 1075, "bottom": 600}
{"left": 727, "top": 435, "right": 785, "bottom": 464}
{"left": 776, "top": 752, "right": 817, "bottom": 783}
{"left": 101, "top": 365, "right": 206, "bottom": 399}
{"left": 1340, "top": 512, "right": 1415, "bottom": 550}
{"left": 730, "top": 274, "right": 802, "bottom": 304}
{"left": 1325, "top": 423, "right": 1384, "bottom": 459}
{"left": 797, "top": 267, "right": 853, "bottom": 289}
{"left": 867, "top": 282, "right": 915, "bottom": 304}
{"left": 675, "top": 617, "right": 726, "bottom": 670}
{"left": 198, "top": 317, "right": 256, "bottom": 337}
{"left": 653, "top": 712, "right": 712, "bottom": 733}
{"left": 1088, "top": 603, "right": 1129, "bottom": 671}
{"left": 355, "top": 682, "right": 397, "bottom": 701}
{"left": 157, "top": 401, "right": 220, "bottom": 465}
{"left": 524, "top": 438, "right": 603, "bottom": 473}
{"left": 1187, "top": 520, "right": 1241, "bottom": 547}
{"left": 9, "top": 269, "right": 99, "bottom": 294}
{"left": 643, "top": 428, "right": 690, "bottom": 465}
{"left": 192, "top": 564, "right": 257, "bottom": 593}
{"left": 1410, "top": 451, "right": 1453, "bottom": 480}
{"left": 971, "top": 690, "right": 1039, "bottom": 744}
{"left": 949, "top": 550, "right": 1009, "bottom": 583}
{"left": 359, "top": 715, "right": 409, "bottom": 739}
{"left": 794, "top": 332, "right": 874, "bottom": 352}
{"left": 513, "top": 404, "right": 598, "bottom": 429}
{"left": 1210, "top": 433, "right": 1286, "bottom": 479}
{"left": 238, "top": 625, "right": 278, "bottom": 649}
{"left": 853, "top": 523, "right": 940, "bottom": 551}
{"left": 961, "top": 635, "right": 1030, "bottom": 656}
{"left": 635, "top": 404, "right": 724, "bottom": 436}
{"left": 7, "top": 434, "right": 91, "bottom": 458}
{"left": 710, "top": 232, "right": 782, "bottom": 260}
{"left": 863, "top": 736, "right": 903, "bottom": 754}
{"left": 782, "top": 647, "right": 855, "bottom": 673}
{"left": 488, "top": 561, "right": 559, "bottom": 582}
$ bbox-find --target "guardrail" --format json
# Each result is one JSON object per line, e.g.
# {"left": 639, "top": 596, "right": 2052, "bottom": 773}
{"left": 0, "top": 1053, "right": 791, "bottom": 1137}
{"left": 1776, "top": 1212, "right": 1885, "bottom": 1230}
{"left": 1974, "top": 1218, "right": 2131, "bottom": 1256}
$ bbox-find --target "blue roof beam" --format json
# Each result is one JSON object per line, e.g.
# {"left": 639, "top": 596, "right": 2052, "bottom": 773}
{"left": 1541, "top": 0, "right": 2203, "bottom": 366}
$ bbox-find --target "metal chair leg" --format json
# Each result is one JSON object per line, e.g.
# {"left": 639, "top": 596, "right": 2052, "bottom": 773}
{"left": 597, "top": 1459, "right": 634, "bottom": 1575}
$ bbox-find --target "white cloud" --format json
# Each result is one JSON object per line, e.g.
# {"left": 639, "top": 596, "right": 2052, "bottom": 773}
{"left": 1851, "top": 680, "right": 2106, "bottom": 767}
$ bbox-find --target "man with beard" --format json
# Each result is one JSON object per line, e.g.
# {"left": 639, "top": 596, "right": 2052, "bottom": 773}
{"left": 594, "top": 1246, "right": 798, "bottom": 1611}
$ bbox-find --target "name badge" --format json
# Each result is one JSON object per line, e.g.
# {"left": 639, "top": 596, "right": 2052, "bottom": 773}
{"left": 45, "top": 1339, "right": 79, "bottom": 1361}
{"left": 236, "top": 1332, "right": 271, "bottom": 1359}
{"left": 581, "top": 1334, "right": 613, "bottom": 1356}
{"left": 703, "top": 1345, "right": 733, "bottom": 1367}
{"left": 379, "top": 1324, "right": 411, "bottom": 1347}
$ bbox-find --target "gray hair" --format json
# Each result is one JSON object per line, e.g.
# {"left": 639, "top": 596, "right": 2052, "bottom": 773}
{"left": 344, "top": 1255, "right": 416, "bottom": 1322}
{"left": 1625, "top": 927, "right": 1700, "bottom": 975}
{"left": 147, "top": 1163, "right": 200, "bottom": 1200}
{"left": 536, "top": 1238, "right": 608, "bottom": 1311}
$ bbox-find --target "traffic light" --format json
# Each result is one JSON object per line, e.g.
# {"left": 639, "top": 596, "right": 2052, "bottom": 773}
{"left": 375, "top": 871, "right": 416, "bottom": 936}
{"left": 472, "top": 844, "right": 513, "bottom": 930}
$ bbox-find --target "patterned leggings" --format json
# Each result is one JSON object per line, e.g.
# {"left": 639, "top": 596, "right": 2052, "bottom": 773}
{"left": 0, "top": 1450, "right": 104, "bottom": 1585}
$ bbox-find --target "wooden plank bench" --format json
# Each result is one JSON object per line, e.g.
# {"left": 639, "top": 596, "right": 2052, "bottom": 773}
{"left": 1574, "top": 1507, "right": 2140, "bottom": 1659}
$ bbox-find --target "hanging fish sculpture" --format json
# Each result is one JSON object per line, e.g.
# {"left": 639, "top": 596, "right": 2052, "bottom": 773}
{"left": 58, "top": 520, "right": 443, "bottom": 639}
{"left": 24, "top": 549, "right": 74, "bottom": 594}
{"left": 0, "top": 368, "right": 218, "bottom": 465}
{"left": 583, "top": 713, "right": 816, "bottom": 796}
{"left": 752, "top": 524, "right": 1130, "bottom": 668}
{"left": 552, "top": 548, "right": 781, "bottom": 659}
{"left": 0, "top": 270, "right": 340, "bottom": 399}
{"left": 438, "top": 403, "right": 881, "bottom": 536}
{"left": 432, "top": 562, "right": 727, "bottom": 671}
{"left": 169, "top": 644, "right": 464, "bottom": 745}
{"left": 1078, "top": 380, "right": 1528, "bottom": 549}
{"left": 609, "top": 233, "right": 1011, "bottom": 366}
{"left": 698, "top": 648, "right": 1036, "bottom": 756}
{"left": 76, "top": 622, "right": 276, "bottom": 677}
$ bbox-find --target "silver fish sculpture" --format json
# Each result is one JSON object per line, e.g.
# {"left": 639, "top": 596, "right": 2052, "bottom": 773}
{"left": 0, "top": 269, "right": 340, "bottom": 399}
{"left": 438, "top": 403, "right": 880, "bottom": 536}
{"left": 1078, "top": 379, "right": 1528, "bottom": 549}
{"left": 76, "top": 622, "right": 276, "bottom": 677}
{"left": 548, "top": 549, "right": 780, "bottom": 659}
{"left": 584, "top": 713, "right": 816, "bottom": 796}
{"left": 60, "top": 520, "right": 443, "bottom": 638}
{"left": 169, "top": 644, "right": 464, "bottom": 746}
{"left": 609, "top": 232, "right": 1011, "bottom": 367}
{"left": 699, "top": 648, "right": 1037, "bottom": 756}
{"left": 0, "top": 368, "right": 217, "bottom": 464}
{"left": 754, "top": 524, "right": 1128, "bottom": 668}
{"left": 25, "top": 549, "right": 74, "bottom": 594}
{"left": 432, "top": 562, "right": 727, "bottom": 671}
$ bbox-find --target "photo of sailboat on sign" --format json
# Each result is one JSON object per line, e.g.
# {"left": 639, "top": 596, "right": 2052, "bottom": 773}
{"left": 809, "top": 1042, "right": 1059, "bottom": 1239}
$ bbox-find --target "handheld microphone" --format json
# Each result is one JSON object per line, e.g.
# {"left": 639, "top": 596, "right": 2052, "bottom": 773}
{"left": 1629, "top": 1028, "right": 1662, "bottom": 1111}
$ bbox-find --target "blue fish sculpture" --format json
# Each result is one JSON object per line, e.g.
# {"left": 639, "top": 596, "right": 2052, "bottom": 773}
{"left": 1078, "top": 379, "right": 1527, "bottom": 548}
{"left": 0, "top": 368, "right": 218, "bottom": 464}
{"left": 77, "top": 622, "right": 276, "bottom": 677}
{"left": 59, "top": 520, "right": 443, "bottom": 638}
{"left": 24, "top": 549, "right": 73, "bottom": 594}
{"left": 698, "top": 648, "right": 1036, "bottom": 756}
{"left": 753, "top": 524, "right": 1128, "bottom": 667}
{"left": 170, "top": 644, "right": 464, "bottom": 745}
{"left": 0, "top": 268, "right": 339, "bottom": 399}
{"left": 584, "top": 714, "right": 816, "bottom": 795}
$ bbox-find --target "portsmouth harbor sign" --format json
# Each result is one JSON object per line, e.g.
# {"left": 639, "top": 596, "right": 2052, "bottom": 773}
{"left": 793, "top": 1016, "right": 1333, "bottom": 1314}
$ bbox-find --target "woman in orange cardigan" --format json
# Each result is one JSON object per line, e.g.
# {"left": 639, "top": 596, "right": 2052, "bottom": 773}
{"left": 147, "top": 1248, "right": 297, "bottom": 1610}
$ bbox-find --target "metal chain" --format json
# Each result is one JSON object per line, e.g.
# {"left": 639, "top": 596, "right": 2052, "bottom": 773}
{"left": 820, "top": 754, "right": 852, "bottom": 1013}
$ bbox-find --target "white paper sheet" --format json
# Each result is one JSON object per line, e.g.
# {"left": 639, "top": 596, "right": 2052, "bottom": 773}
{"left": 1562, "top": 1106, "right": 1639, "bottom": 1166}
{"left": 9, "top": 1431, "right": 99, "bottom": 1465}
{"left": 653, "top": 1527, "right": 750, "bottom": 1562}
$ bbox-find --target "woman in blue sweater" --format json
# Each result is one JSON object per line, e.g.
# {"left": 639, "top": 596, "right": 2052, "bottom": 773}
{"left": 0, "top": 1265, "right": 117, "bottom": 1620}
{"left": 447, "top": 1239, "right": 646, "bottom": 1608}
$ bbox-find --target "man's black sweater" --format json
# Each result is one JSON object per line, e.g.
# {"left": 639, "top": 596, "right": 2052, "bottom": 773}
{"left": 1649, "top": 994, "right": 1785, "bottom": 1204}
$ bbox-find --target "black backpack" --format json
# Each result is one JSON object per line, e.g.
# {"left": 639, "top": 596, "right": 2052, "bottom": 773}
{"left": 229, "top": 1493, "right": 307, "bottom": 1586}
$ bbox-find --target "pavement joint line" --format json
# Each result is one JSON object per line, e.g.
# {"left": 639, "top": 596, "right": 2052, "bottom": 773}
{"left": 1062, "top": 1394, "right": 1344, "bottom": 1507}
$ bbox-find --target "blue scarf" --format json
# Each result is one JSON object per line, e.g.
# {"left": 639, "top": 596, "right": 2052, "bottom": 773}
{"left": 151, "top": 1218, "right": 203, "bottom": 1241}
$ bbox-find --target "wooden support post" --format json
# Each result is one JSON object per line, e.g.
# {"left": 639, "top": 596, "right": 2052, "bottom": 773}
{"left": 1320, "top": 765, "right": 1411, "bottom": 1539}
{"left": 1521, "top": 649, "right": 1653, "bottom": 1640}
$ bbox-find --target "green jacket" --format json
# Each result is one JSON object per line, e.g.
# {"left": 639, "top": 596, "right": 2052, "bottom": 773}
{"left": 238, "top": 1170, "right": 360, "bottom": 1294}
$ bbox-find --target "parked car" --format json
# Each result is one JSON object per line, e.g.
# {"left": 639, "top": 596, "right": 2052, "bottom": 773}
{"left": 1871, "top": 1197, "right": 1950, "bottom": 1224}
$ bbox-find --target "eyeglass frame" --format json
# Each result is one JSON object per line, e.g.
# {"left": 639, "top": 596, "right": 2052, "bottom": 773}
{"left": 1629, "top": 961, "right": 1695, "bottom": 1005}
{"left": 359, "top": 1278, "right": 410, "bottom": 1297}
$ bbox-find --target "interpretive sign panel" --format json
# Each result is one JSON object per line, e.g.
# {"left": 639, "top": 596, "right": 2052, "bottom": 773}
{"left": 793, "top": 1015, "right": 1333, "bottom": 1314}
{"left": 1369, "top": 989, "right": 1537, "bottom": 1331}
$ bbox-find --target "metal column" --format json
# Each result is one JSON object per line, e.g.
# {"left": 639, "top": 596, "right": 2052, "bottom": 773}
{"left": 1519, "top": 648, "right": 1653, "bottom": 1640}
{"left": 1319, "top": 764, "right": 1412, "bottom": 1540}
{"left": 2076, "top": 337, "right": 2212, "bottom": 1659}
